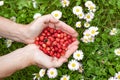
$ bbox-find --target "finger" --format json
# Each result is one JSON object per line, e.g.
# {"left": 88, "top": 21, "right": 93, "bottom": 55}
{"left": 64, "top": 45, "right": 78, "bottom": 58}
{"left": 55, "top": 21, "right": 78, "bottom": 37}
{"left": 53, "top": 57, "right": 67, "bottom": 67}
{"left": 40, "top": 14, "right": 59, "bottom": 23}
{"left": 68, "top": 40, "right": 79, "bottom": 49}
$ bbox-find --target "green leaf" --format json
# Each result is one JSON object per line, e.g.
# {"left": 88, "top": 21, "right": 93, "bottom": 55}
{"left": 109, "top": 67, "right": 116, "bottom": 75}
{"left": 76, "top": 0, "right": 81, "bottom": 6}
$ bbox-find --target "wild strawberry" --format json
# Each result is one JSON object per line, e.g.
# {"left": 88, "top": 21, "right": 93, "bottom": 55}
{"left": 39, "top": 36, "right": 44, "bottom": 41}
{"left": 35, "top": 27, "right": 76, "bottom": 58}
{"left": 56, "top": 53, "right": 60, "bottom": 58}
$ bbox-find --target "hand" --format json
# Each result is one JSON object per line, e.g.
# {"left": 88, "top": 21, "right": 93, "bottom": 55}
{"left": 23, "top": 44, "right": 78, "bottom": 68}
{"left": 21, "top": 14, "right": 78, "bottom": 44}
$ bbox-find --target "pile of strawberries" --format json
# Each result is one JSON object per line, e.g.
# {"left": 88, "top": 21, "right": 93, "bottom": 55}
{"left": 34, "top": 27, "right": 76, "bottom": 58}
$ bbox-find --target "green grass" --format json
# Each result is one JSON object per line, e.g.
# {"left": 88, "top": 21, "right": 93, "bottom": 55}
{"left": 1, "top": 0, "right": 120, "bottom": 80}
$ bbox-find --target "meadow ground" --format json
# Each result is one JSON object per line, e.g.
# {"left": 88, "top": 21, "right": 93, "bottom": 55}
{"left": 0, "top": 0, "right": 120, "bottom": 80}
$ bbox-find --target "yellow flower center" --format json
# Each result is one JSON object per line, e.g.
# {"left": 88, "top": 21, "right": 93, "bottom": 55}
{"left": 87, "top": 15, "right": 90, "bottom": 19}
{"left": 76, "top": 53, "right": 80, "bottom": 57}
{"left": 72, "top": 63, "right": 76, "bottom": 67}
{"left": 89, "top": 37, "right": 92, "bottom": 41}
{"left": 50, "top": 71, "right": 54, "bottom": 75}
{"left": 77, "top": 23, "right": 81, "bottom": 27}
{"left": 54, "top": 14, "right": 58, "bottom": 17}
{"left": 63, "top": 77, "right": 67, "bottom": 80}
{"left": 117, "top": 50, "right": 120, "bottom": 54}
{"left": 85, "top": 23, "right": 89, "bottom": 27}
{"left": 42, "top": 71, "right": 45, "bottom": 75}
{"left": 90, "top": 6, "right": 94, "bottom": 10}
{"left": 118, "top": 75, "right": 120, "bottom": 79}
{"left": 63, "top": 1, "right": 67, "bottom": 4}
{"left": 76, "top": 9, "right": 80, "bottom": 12}
{"left": 91, "top": 30, "right": 95, "bottom": 34}
{"left": 79, "top": 13, "right": 83, "bottom": 17}
{"left": 86, "top": 33, "right": 90, "bottom": 36}
{"left": 112, "top": 30, "right": 116, "bottom": 33}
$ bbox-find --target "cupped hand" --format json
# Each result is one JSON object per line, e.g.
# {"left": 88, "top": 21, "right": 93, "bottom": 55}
{"left": 22, "top": 14, "right": 78, "bottom": 44}
{"left": 24, "top": 44, "right": 69, "bottom": 68}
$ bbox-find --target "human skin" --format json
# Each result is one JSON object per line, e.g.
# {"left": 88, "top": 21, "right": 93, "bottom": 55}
{"left": 0, "top": 14, "right": 79, "bottom": 79}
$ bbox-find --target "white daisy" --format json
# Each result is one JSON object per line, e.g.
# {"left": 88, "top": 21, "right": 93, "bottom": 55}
{"left": 33, "top": 13, "right": 41, "bottom": 19}
{"left": 0, "top": 36, "right": 2, "bottom": 39}
{"left": 47, "top": 68, "right": 58, "bottom": 78}
{"left": 39, "top": 69, "right": 46, "bottom": 77}
{"left": 73, "top": 50, "right": 84, "bottom": 61}
{"left": 60, "top": 75, "right": 70, "bottom": 80}
{"left": 88, "top": 3, "right": 96, "bottom": 12}
{"left": 75, "top": 21, "right": 81, "bottom": 28}
{"left": 84, "top": 12, "right": 94, "bottom": 22}
{"left": 85, "top": 1, "right": 93, "bottom": 8}
{"left": 68, "top": 59, "right": 80, "bottom": 71}
{"left": 73, "top": 6, "right": 83, "bottom": 15}
{"left": 84, "top": 22, "right": 90, "bottom": 28}
{"left": 110, "top": 28, "right": 117, "bottom": 36}
{"left": 88, "top": 26, "right": 99, "bottom": 36}
{"left": 88, "top": 36, "right": 95, "bottom": 42}
{"left": 115, "top": 72, "right": 120, "bottom": 79}
{"left": 61, "top": 0, "right": 70, "bottom": 7}
{"left": 32, "top": 73, "right": 40, "bottom": 80}
{"left": 83, "top": 29, "right": 91, "bottom": 37}
{"left": 0, "top": 1, "right": 4, "bottom": 6}
{"left": 81, "top": 36, "right": 90, "bottom": 43}
{"left": 51, "top": 10, "right": 62, "bottom": 19}
{"left": 10, "top": 16, "right": 16, "bottom": 22}
{"left": 108, "top": 77, "right": 116, "bottom": 80}
{"left": 5, "top": 39, "right": 13, "bottom": 48}
{"left": 32, "top": 0, "right": 37, "bottom": 8}
{"left": 114, "top": 48, "right": 120, "bottom": 56}
{"left": 77, "top": 12, "right": 84, "bottom": 19}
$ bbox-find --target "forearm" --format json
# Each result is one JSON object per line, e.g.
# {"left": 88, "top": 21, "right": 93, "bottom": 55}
{"left": 0, "top": 48, "right": 32, "bottom": 78}
{"left": 0, "top": 17, "right": 27, "bottom": 43}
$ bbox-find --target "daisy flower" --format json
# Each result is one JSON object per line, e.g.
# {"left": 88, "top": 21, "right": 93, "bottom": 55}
{"left": 81, "top": 36, "right": 90, "bottom": 43}
{"left": 83, "top": 29, "right": 91, "bottom": 37}
{"left": 73, "top": 6, "right": 83, "bottom": 15}
{"left": 0, "top": 36, "right": 2, "bottom": 39}
{"left": 68, "top": 59, "right": 80, "bottom": 71}
{"left": 33, "top": 13, "right": 41, "bottom": 19}
{"left": 115, "top": 72, "right": 120, "bottom": 79}
{"left": 5, "top": 39, "right": 13, "bottom": 48}
{"left": 88, "top": 36, "right": 95, "bottom": 42}
{"left": 51, "top": 10, "right": 62, "bottom": 19}
{"left": 47, "top": 68, "right": 58, "bottom": 78}
{"left": 32, "top": 0, "right": 37, "bottom": 8}
{"left": 84, "top": 12, "right": 94, "bottom": 22}
{"left": 88, "top": 3, "right": 96, "bottom": 12}
{"left": 32, "top": 73, "right": 40, "bottom": 80}
{"left": 60, "top": 75, "right": 70, "bottom": 80}
{"left": 110, "top": 28, "right": 117, "bottom": 36}
{"left": 108, "top": 77, "right": 116, "bottom": 80}
{"left": 85, "top": 1, "right": 93, "bottom": 8}
{"left": 61, "top": 0, "right": 70, "bottom": 7}
{"left": 0, "top": 1, "right": 4, "bottom": 6}
{"left": 75, "top": 21, "right": 82, "bottom": 28}
{"left": 114, "top": 48, "right": 120, "bottom": 56}
{"left": 84, "top": 22, "right": 90, "bottom": 28}
{"left": 77, "top": 12, "right": 84, "bottom": 19}
{"left": 73, "top": 50, "right": 84, "bottom": 61}
{"left": 39, "top": 69, "right": 46, "bottom": 77}
{"left": 10, "top": 16, "right": 16, "bottom": 22}
{"left": 88, "top": 26, "right": 99, "bottom": 36}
